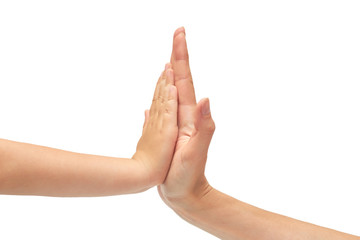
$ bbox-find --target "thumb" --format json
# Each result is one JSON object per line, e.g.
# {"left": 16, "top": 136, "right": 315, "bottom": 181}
{"left": 184, "top": 98, "right": 215, "bottom": 162}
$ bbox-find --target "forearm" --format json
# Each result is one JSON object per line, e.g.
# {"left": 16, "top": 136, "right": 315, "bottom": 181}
{"left": 0, "top": 139, "right": 150, "bottom": 197}
{"left": 170, "top": 188, "right": 359, "bottom": 240}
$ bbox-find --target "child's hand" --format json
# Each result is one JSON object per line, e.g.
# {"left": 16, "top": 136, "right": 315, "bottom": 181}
{"left": 0, "top": 64, "right": 178, "bottom": 197}
{"left": 132, "top": 64, "right": 178, "bottom": 186}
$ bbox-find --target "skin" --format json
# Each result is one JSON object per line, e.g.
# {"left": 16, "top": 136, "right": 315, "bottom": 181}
{"left": 0, "top": 27, "right": 358, "bottom": 239}
{"left": 0, "top": 65, "right": 178, "bottom": 197}
{"left": 158, "top": 27, "right": 360, "bottom": 240}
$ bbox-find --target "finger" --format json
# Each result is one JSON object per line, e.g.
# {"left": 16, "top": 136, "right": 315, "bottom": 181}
{"left": 163, "top": 84, "right": 178, "bottom": 127}
{"left": 184, "top": 98, "right": 215, "bottom": 163}
{"left": 152, "top": 64, "right": 168, "bottom": 104}
{"left": 158, "top": 68, "right": 173, "bottom": 126}
{"left": 165, "top": 67, "right": 175, "bottom": 86}
{"left": 170, "top": 27, "right": 197, "bottom": 107}
{"left": 157, "top": 67, "right": 167, "bottom": 107}
{"left": 165, "top": 62, "right": 172, "bottom": 71}
{"left": 150, "top": 74, "right": 162, "bottom": 115}
{"left": 150, "top": 67, "right": 167, "bottom": 118}
{"left": 143, "top": 109, "right": 150, "bottom": 129}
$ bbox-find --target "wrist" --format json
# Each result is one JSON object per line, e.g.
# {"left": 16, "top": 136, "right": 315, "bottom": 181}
{"left": 173, "top": 188, "right": 222, "bottom": 229}
{"left": 132, "top": 151, "right": 164, "bottom": 188}
{"left": 164, "top": 182, "right": 216, "bottom": 219}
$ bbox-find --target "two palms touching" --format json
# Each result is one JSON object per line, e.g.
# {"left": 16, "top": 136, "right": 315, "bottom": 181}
{"left": 157, "top": 27, "right": 216, "bottom": 204}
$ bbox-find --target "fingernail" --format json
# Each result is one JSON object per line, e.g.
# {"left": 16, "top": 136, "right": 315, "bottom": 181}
{"left": 166, "top": 68, "right": 173, "bottom": 78}
{"left": 169, "top": 85, "right": 176, "bottom": 96}
{"left": 201, "top": 99, "right": 210, "bottom": 116}
{"left": 165, "top": 63, "right": 171, "bottom": 70}
{"left": 174, "top": 27, "right": 186, "bottom": 37}
{"left": 181, "top": 26, "right": 186, "bottom": 36}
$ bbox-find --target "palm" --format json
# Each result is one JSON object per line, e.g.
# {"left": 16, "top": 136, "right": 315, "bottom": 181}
{"left": 158, "top": 27, "right": 199, "bottom": 200}
{"left": 158, "top": 119, "right": 193, "bottom": 195}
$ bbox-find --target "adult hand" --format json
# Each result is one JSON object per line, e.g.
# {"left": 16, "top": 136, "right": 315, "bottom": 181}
{"left": 157, "top": 27, "right": 216, "bottom": 207}
{"left": 156, "top": 28, "right": 360, "bottom": 240}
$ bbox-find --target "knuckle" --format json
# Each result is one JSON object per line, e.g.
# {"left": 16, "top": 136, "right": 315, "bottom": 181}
{"left": 176, "top": 76, "right": 193, "bottom": 85}
{"left": 164, "top": 106, "right": 175, "bottom": 115}
{"left": 152, "top": 95, "right": 165, "bottom": 104}
{"left": 166, "top": 99, "right": 176, "bottom": 108}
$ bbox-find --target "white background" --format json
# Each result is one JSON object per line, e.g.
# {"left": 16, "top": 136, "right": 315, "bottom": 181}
{"left": 1, "top": 0, "right": 359, "bottom": 239}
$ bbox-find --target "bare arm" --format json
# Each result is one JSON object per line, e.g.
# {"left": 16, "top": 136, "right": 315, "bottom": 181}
{"left": 0, "top": 138, "right": 148, "bottom": 196}
{"left": 158, "top": 27, "right": 360, "bottom": 240}
{"left": 167, "top": 187, "right": 359, "bottom": 240}
{"left": 159, "top": 97, "right": 359, "bottom": 240}
{"left": 0, "top": 64, "right": 178, "bottom": 197}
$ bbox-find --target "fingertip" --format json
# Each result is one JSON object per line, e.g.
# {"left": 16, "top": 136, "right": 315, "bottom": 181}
{"left": 145, "top": 109, "right": 150, "bottom": 120}
{"left": 169, "top": 85, "right": 178, "bottom": 100}
{"left": 196, "top": 98, "right": 210, "bottom": 115}
{"left": 166, "top": 68, "right": 173, "bottom": 75}
{"left": 165, "top": 62, "right": 172, "bottom": 70}
{"left": 172, "top": 29, "right": 188, "bottom": 61}
{"left": 143, "top": 109, "right": 150, "bottom": 128}
{"left": 166, "top": 85, "right": 178, "bottom": 106}
{"left": 201, "top": 98, "right": 210, "bottom": 116}
{"left": 174, "top": 26, "right": 185, "bottom": 38}
{"left": 166, "top": 68, "right": 175, "bottom": 85}
{"left": 194, "top": 98, "right": 215, "bottom": 135}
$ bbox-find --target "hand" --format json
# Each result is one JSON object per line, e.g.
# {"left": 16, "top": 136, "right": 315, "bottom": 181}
{"left": 157, "top": 28, "right": 216, "bottom": 207}
{"left": 156, "top": 28, "right": 360, "bottom": 240}
{"left": 132, "top": 64, "right": 178, "bottom": 187}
